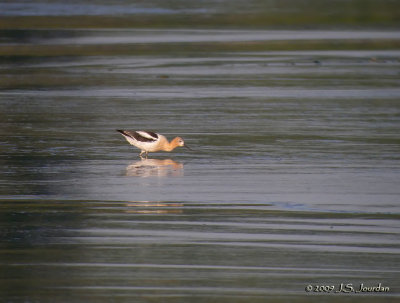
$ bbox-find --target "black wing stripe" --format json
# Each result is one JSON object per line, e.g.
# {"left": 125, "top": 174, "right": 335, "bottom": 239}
{"left": 117, "top": 130, "right": 158, "bottom": 143}
{"left": 133, "top": 131, "right": 157, "bottom": 143}
{"left": 117, "top": 129, "right": 135, "bottom": 139}
{"left": 116, "top": 129, "right": 130, "bottom": 137}
{"left": 144, "top": 131, "right": 158, "bottom": 140}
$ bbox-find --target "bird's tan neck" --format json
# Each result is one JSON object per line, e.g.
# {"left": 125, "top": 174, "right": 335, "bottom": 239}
{"left": 163, "top": 137, "right": 180, "bottom": 152}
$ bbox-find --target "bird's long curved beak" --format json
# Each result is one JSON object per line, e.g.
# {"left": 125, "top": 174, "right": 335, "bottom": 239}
{"left": 184, "top": 144, "right": 193, "bottom": 151}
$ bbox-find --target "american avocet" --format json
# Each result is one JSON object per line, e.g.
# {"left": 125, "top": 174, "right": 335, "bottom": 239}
{"left": 117, "top": 130, "right": 191, "bottom": 158}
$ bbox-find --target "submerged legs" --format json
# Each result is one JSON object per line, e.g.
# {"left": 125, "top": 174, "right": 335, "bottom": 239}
{"left": 139, "top": 150, "right": 148, "bottom": 159}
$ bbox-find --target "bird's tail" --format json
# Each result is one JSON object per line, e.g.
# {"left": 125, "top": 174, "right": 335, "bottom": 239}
{"left": 116, "top": 129, "right": 129, "bottom": 136}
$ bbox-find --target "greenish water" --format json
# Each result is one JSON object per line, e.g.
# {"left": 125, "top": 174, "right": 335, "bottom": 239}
{"left": 1, "top": 1, "right": 400, "bottom": 302}
{"left": 1, "top": 0, "right": 399, "bottom": 28}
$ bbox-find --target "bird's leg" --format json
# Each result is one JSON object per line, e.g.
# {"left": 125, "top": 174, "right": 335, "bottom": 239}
{"left": 139, "top": 150, "right": 146, "bottom": 159}
{"left": 145, "top": 151, "right": 149, "bottom": 159}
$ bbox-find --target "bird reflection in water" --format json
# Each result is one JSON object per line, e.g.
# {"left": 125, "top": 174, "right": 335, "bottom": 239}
{"left": 125, "top": 201, "right": 183, "bottom": 214}
{"left": 125, "top": 158, "right": 183, "bottom": 177}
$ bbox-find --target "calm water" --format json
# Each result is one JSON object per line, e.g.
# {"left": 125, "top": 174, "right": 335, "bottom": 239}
{"left": 1, "top": 1, "right": 400, "bottom": 302}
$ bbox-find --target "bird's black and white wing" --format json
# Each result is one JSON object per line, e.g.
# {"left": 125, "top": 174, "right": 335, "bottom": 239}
{"left": 117, "top": 130, "right": 158, "bottom": 145}
{"left": 135, "top": 131, "right": 159, "bottom": 142}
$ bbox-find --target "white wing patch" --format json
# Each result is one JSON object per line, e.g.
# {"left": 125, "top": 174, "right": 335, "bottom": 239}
{"left": 136, "top": 131, "right": 158, "bottom": 140}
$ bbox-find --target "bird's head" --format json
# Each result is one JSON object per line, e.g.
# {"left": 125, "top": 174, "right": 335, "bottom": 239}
{"left": 173, "top": 137, "right": 192, "bottom": 150}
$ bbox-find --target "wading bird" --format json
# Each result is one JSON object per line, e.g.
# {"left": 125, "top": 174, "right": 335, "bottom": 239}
{"left": 117, "top": 129, "right": 191, "bottom": 158}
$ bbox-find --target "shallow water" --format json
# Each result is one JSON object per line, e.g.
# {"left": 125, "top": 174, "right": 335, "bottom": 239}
{"left": 1, "top": 4, "right": 400, "bottom": 302}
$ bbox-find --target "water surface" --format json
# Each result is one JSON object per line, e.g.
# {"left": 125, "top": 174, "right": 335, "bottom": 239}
{"left": 1, "top": 4, "right": 400, "bottom": 303}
